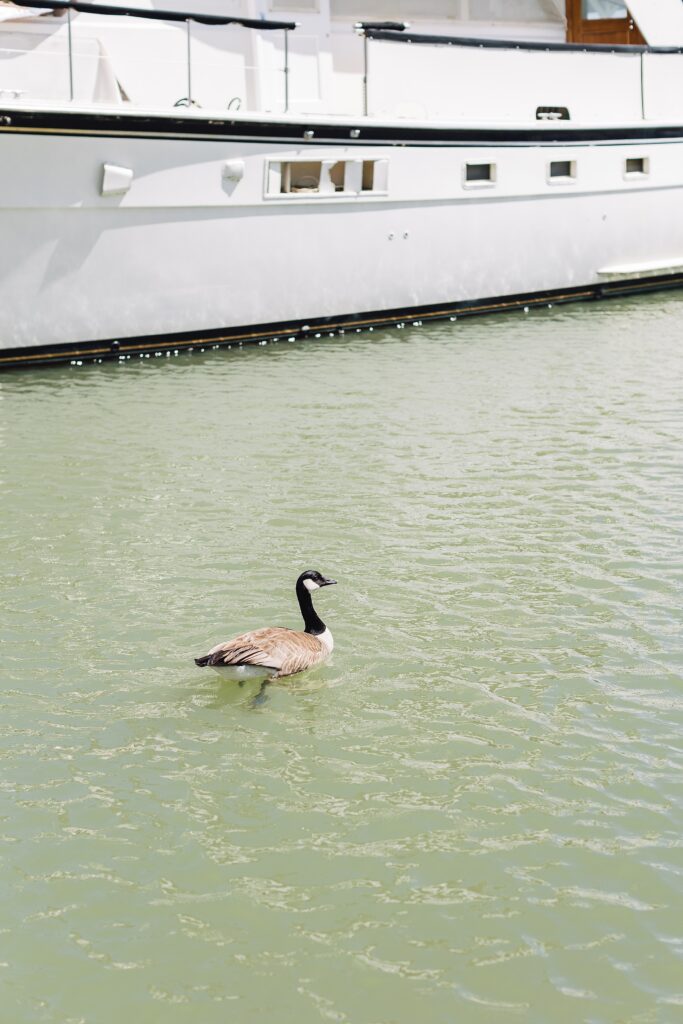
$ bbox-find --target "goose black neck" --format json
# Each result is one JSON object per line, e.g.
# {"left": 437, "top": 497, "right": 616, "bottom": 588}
{"left": 296, "top": 581, "right": 326, "bottom": 635}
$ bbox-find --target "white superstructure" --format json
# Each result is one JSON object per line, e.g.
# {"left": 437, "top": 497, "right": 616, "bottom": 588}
{"left": 0, "top": 0, "right": 682, "bottom": 367}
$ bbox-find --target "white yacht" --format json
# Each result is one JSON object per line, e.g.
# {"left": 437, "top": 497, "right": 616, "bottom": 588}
{"left": 0, "top": 0, "right": 682, "bottom": 368}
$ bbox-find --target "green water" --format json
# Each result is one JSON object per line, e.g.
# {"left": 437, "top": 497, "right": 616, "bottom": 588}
{"left": 2, "top": 295, "right": 683, "bottom": 1023}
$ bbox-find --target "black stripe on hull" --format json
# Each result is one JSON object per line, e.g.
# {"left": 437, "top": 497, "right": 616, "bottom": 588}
{"left": 2, "top": 273, "right": 682, "bottom": 371}
{"left": 1, "top": 108, "right": 683, "bottom": 146}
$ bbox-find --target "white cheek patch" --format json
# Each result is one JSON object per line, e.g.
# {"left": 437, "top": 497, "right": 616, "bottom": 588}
{"left": 303, "top": 578, "right": 320, "bottom": 592}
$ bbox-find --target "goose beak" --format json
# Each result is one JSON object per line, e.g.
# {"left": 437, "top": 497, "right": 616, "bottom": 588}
{"left": 321, "top": 578, "right": 337, "bottom": 587}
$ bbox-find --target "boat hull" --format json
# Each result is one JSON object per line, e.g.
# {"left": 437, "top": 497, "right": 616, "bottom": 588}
{"left": 2, "top": 110, "right": 682, "bottom": 368}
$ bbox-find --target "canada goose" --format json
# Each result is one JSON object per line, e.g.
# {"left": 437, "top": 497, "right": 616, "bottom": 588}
{"left": 194, "top": 570, "right": 337, "bottom": 680}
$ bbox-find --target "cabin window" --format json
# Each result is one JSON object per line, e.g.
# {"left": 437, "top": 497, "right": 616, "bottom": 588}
{"left": 361, "top": 160, "right": 389, "bottom": 193}
{"left": 582, "top": 0, "right": 627, "bottom": 18}
{"left": 280, "top": 161, "right": 322, "bottom": 193}
{"left": 266, "top": 159, "right": 388, "bottom": 197}
{"left": 625, "top": 156, "right": 648, "bottom": 176}
{"left": 548, "top": 160, "right": 577, "bottom": 182}
{"left": 330, "top": 161, "right": 346, "bottom": 191}
{"left": 463, "top": 163, "right": 496, "bottom": 187}
{"left": 361, "top": 160, "right": 375, "bottom": 191}
{"left": 359, "top": 159, "right": 388, "bottom": 193}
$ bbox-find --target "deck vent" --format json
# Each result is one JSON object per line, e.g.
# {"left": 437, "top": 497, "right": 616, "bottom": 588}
{"left": 536, "top": 106, "right": 570, "bottom": 121}
{"left": 464, "top": 162, "right": 496, "bottom": 186}
{"left": 101, "top": 163, "right": 133, "bottom": 196}
{"left": 548, "top": 160, "right": 577, "bottom": 182}
{"left": 625, "top": 157, "right": 648, "bottom": 176}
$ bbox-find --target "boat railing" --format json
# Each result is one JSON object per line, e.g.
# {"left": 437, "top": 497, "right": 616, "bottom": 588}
{"left": 4, "top": 0, "right": 298, "bottom": 111}
{"left": 3, "top": 5, "right": 683, "bottom": 122}
{"left": 353, "top": 22, "right": 683, "bottom": 123}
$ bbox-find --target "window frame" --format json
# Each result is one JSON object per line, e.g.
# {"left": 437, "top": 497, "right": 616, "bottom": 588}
{"left": 462, "top": 162, "right": 497, "bottom": 190}
{"left": 547, "top": 158, "right": 578, "bottom": 185}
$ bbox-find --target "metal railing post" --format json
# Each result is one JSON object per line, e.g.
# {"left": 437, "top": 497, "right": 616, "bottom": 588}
{"left": 362, "top": 33, "right": 368, "bottom": 116}
{"left": 67, "top": 6, "right": 74, "bottom": 101}
{"left": 640, "top": 51, "right": 645, "bottom": 120}
{"left": 283, "top": 27, "right": 289, "bottom": 112}
{"left": 186, "top": 18, "right": 192, "bottom": 105}
{"left": 355, "top": 22, "right": 408, "bottom": 117}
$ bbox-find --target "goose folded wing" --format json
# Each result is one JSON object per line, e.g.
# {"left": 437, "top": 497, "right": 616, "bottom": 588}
{"left": 206, "top": 627, "right": 326, "bottom": 676}
{"left": 206, "top": 631, "right": 282, "bottom": 670}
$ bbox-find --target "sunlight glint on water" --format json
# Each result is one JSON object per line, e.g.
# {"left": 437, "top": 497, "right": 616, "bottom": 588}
{"left": 2, "top": 293, "right": 683, "bottom": 1023}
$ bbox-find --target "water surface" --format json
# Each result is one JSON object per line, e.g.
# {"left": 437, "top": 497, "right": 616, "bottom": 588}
{"left": 2, "top": 294, "right": 683, "bottom": 1023}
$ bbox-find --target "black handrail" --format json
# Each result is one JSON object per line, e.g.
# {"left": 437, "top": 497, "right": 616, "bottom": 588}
{"left": 14, "top": 0, "right": 297, "bottom": 31}
{"left": 354, "top": 21, "right": 409, "bottom": 33}
{"left": 361, "top": 26, "right": 683, "bottom": 56}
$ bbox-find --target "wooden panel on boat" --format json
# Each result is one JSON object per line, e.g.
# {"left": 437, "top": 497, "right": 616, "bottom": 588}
{"left": 566, "top": 0, "right": 645, "bottom": 45}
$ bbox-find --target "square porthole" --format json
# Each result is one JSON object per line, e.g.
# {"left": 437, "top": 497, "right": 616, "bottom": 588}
{"left": 624, "top": 156, "right": 649, "bottom": 178}
{"left": 547, "top": 159, "right": 577, "bottom": 184}
{"left": 463, "top": 162, "right": 496, "bottom": 188}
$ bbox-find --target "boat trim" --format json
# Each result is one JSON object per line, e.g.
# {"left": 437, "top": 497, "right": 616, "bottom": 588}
{"left": 12, "top": 0, "right": 296, "bottom": 32}
{"left": 361, "top": 26, "right": 683, "bottom": 56}
{"left": 2, "top": 273, "right": 682, "bottom": 370}
{"left": 1, "top": 108, "right": 683, "bottom": 147}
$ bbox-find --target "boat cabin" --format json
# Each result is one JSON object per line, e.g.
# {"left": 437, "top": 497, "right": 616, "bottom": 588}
{"left": 0, "top": 0, "right": 682, "bottom": 121}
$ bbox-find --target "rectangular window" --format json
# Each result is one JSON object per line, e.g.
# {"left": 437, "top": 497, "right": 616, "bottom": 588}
{"left": 280, "top": 161, "right": 321, "bottom": 194}
{"left": 361, "top": 160, "right": 373, "bottom": 191}
{"left": 625, "top": 156, "right": 648, "bottom": 176}
{"left": 548, "top": 159, "right": 577, "bottom": 183}
{"left": 361, "top": 160, "right": 378, "bottom": 191}
{"left": 463, "top": 162, "right": 497, "bottom": 191}
{"left": 329, "top": 160, "right": 345, "bottom": 191}
{"left": 266, "top": 159, "right": 388, "bottom": 198}
{"left": 360, "top": 159, "right": 388, "bottom": 193}
{"left": 550, "top": 160, "right": 572, "bottom": 178}
{"left": 582, "top": 0, "right": 627, "bottom": 19}
{"left": 465, "top": 163, "right": 494, "bottom": 183}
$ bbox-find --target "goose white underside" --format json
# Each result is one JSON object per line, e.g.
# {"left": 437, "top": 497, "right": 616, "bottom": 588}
{"left": 211, "top": 664, "right": 277, "bottom": 681}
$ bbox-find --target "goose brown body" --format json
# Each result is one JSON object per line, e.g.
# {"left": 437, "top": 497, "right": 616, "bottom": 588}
{"left": 201, "top": 626, "right": 331, "bottom": 678}
{"left": 194, "top": 570, "right": 337, "bottom": 680}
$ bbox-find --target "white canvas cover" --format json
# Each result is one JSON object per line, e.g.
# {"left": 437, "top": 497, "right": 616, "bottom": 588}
{"left": 0, "top": 2, "right": 54, "bottom": 20}
{"left": 627, "top": 0, "right": 683, "bottom": 46}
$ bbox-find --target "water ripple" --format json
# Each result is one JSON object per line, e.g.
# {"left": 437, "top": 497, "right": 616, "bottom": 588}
{"left": 2, "top": 294, "right": 683, "bottom": 1022}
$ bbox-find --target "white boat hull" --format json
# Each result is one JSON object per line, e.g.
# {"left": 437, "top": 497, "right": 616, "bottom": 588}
{"left": 1, "top": 109, "right": 682, "bottom": 366}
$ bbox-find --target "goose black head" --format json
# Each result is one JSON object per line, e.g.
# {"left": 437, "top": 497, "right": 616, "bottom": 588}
{"left": 297, "top": 569, "right": 337, "bottom": 592}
